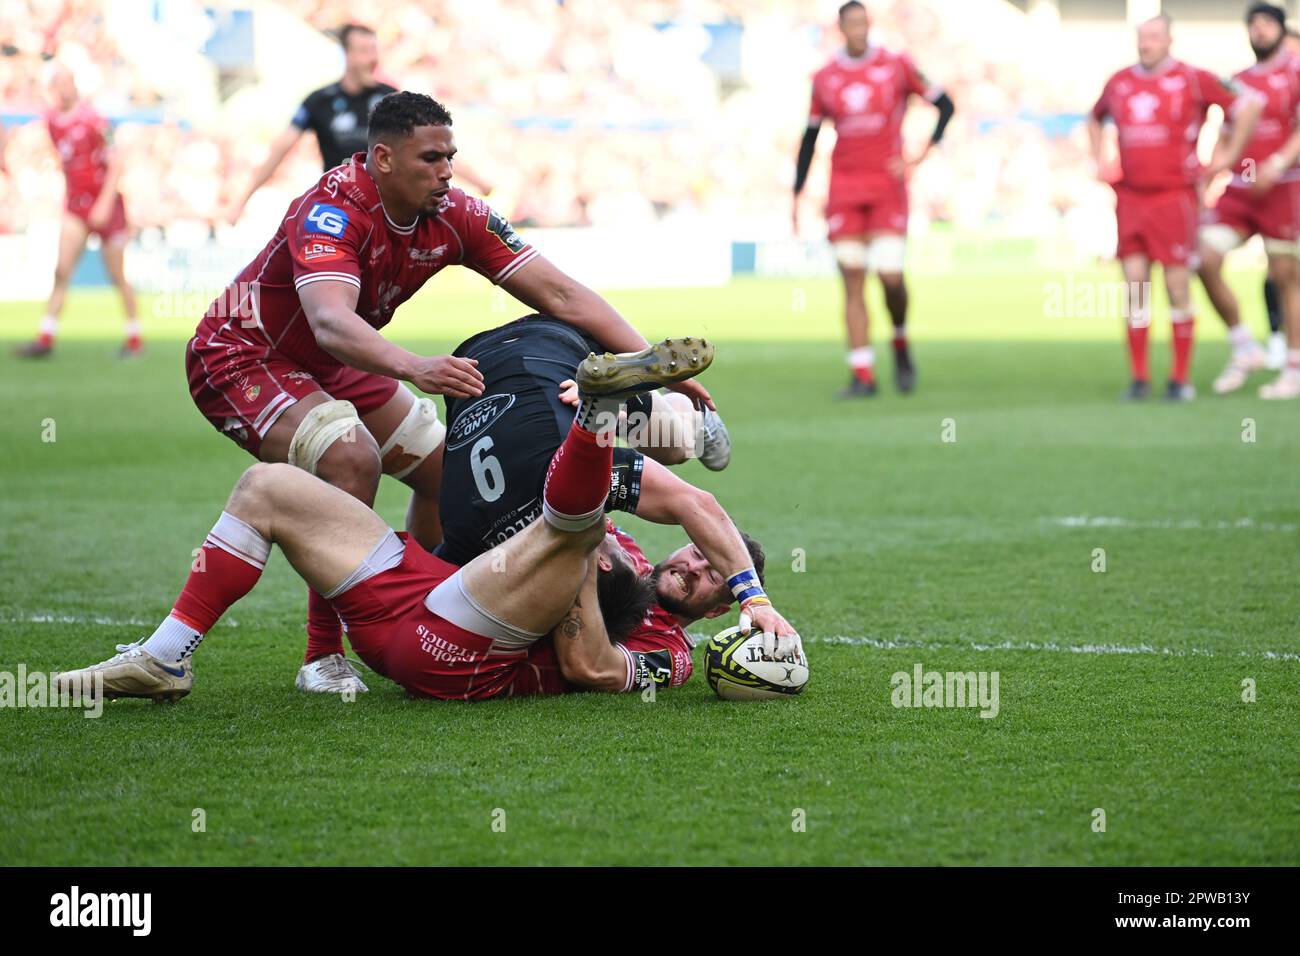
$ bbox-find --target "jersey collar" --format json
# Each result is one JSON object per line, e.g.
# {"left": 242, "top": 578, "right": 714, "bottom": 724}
{"left": 1133, "top": 56, "right": 1177, "bottom": 77}
{"left": 1247, "top": 50, "right": 1287, "bottom": 74}
{"left": 836, "top": 45, "right": 880, "bottom": 68}
{"left": 340, "top": 153, "right": 419, "bottom": 234}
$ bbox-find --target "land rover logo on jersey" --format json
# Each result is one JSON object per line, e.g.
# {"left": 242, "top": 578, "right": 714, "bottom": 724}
{"left": 486, "top": 210, "right": 527, "bottom": 253}
{"left": 446, "top": 393, "right": 516, "bottom": 450}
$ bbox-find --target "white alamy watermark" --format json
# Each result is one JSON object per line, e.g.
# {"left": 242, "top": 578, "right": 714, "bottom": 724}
{"left": 1043, "top": 277, "right": 1152, "bottom": 322}
{"left": 0, "top": 665, "right": 103, "bottom": 718}
{"left": 890, "top": 663, "right": 999, "bottom": 718}
{"left": 593, "top": 410, "right": 702, "bottom": 456}
{"left": 50, "top": 886, "right": 151, "bottom": 936}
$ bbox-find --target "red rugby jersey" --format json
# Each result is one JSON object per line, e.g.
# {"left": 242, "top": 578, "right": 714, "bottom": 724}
{"left": 197, "top": 153, "right": 538, "bottom": 375}
{"left": 1092, "top": 59, "right": 1244, "bottom": 191}
{"left": 808, "top": 47, "right": 938, "bottom": 198}
{"left": 1222, "top": 54, "right": 1300, "bottom": 188}
{"left": 46, "top": 101, "right": 110, "bottom": 201}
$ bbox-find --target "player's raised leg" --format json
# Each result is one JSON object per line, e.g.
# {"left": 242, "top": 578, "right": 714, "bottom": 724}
{"left": 100, "top": 233, "right": 142, "bottom": 358}
{"left": 458, "top": 338, "right": 713, "bottom": 633}
{"left": 54, "top": 463, "right": 393, "bottom": 702}
{"left": 16, "top": 214, "right": 88, "bottom": 359}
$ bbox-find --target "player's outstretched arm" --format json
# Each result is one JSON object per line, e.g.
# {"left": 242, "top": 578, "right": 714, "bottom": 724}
{"left": 634, "top": 457, "right": 799, "bottom": 655}
{"left": 501, "top": 255, "right": 715, "bottom": 410}
{"left": 299, "top": 280, "right": 484, "bottom": 397}
{"left": 552, "top": 558, "right": 635, "bottom": 693}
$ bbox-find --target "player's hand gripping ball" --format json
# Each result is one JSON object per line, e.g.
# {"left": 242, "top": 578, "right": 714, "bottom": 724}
{"left": 705, "top": 625, "right": 809, "bottom": 700}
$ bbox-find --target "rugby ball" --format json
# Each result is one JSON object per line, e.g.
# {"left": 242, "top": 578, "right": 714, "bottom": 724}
{"left": 704, "top": 625, "right": 809, "bottom": 701}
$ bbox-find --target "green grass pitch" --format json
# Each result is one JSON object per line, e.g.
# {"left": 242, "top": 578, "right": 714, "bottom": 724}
{"left": 1, "top": 266, "right": 1297, "bottom": 865}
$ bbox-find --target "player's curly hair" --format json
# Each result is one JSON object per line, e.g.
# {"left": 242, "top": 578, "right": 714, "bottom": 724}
{"left": 597, "top": 563, "right": 657, "bottom": 643}
{"left": 367, "top": 92, "right": 453, "bottom": 147}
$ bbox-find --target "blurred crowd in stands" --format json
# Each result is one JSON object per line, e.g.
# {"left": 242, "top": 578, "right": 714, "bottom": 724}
{"left": 0, "top": 0, "right": 1182, "bottom": 239}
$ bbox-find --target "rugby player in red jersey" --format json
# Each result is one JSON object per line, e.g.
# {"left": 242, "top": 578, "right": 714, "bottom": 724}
{"left": 1198, "top": 3, "right": 1300, "bottom": 400}
{"left": 186, "top": 91, "right": 715, "bottom": 695}
{"left": 793, "top": 1, "right": 955, "bottom": 398}
{"left": 1088, "top": 14, "right": 1262, "bottom": 402}
{"left": 55, "top": 341, "right": 800, "bottom": 702}
{"left": 15, "top": 63, "right": 140, "bottom": 360}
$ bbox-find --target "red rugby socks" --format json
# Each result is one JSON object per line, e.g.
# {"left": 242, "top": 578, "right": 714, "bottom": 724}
{"left": 305, "top": 590, "right": 346, "bottom": 663}
{"left": 1170, "top": 313, "right": 1194, "bottom": 385}
{"left": 142, "top": 511, "right": 269, "bottom": 661}
{"left": 1126, "top": 322, "right": 1150, "bottom": 382}
{"left": 543, "top": 409, "right": 615, "bottom": 531}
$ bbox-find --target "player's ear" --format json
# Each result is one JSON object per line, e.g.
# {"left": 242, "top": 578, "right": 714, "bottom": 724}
{"left": 370, "top": 141, "right": 394, "bottom": 174}
{"left": 703, "top": 603, "right": 732, "bottom": 621}
{"left": 597, "top": 554, "right": 613, "bottom": 573}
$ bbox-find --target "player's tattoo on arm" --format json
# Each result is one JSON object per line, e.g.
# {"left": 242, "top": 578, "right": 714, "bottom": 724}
{"left": 559, "top": 601, "right": 583, "bottom": 641}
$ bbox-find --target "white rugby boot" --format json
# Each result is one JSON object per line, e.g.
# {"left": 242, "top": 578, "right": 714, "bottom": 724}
{"left": 54, "top": 641, "right": 193, "bottom": 702}
{"left": 696, "top": 407, "right": 732, "bottom": 471}
{"left": 295, "top": 653, "right": 369, "bottom": 694}
{"left": 1212, "top": 346, "right": 1268, "bottom": 394}
{"left": 1259, "top": 368, "right": 1300, "bottom": 400}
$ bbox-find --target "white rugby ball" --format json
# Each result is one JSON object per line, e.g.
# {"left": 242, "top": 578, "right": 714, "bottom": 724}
{"left": 704, "top": 625, "right": 809, "bottom": 700}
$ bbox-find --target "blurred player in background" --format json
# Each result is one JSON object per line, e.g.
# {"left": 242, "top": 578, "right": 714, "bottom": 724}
{"left": 188, "top": 92, "right": 714, "bottom": 694}
{"left": 1088, "top": 14, "right": 1262, "bottom": 402}
{"left": 224, "top": 23, "right": 490, "bottom": 225}
{"left": 1258, "top": 24, "right": 1300, "bottom": 371}
{"left": 793, "top": 0, "right": 954, "bottom": 398}
{"left": 1198, "top": 3, "right": 1300, "bottom": 400}
{"left": 15, "top": 62, "right": 139, "bottom": 359}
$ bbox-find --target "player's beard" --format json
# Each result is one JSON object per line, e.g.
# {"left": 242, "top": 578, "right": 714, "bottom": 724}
{"left": 1252, "top": 37, "right": 1283, "bottom": 61}
{"left": 650, "top": 565, "right": 694, "bottom": 619}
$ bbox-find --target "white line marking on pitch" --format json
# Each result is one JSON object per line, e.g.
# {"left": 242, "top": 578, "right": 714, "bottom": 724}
{"left": 5, "top": 614, "right": 239, "bottom": 629}
{"left": 1050, "top": 516, "right": 1297, "bottom": 532}
{"left": 802, "top": 635, "right": 1300, "bottom": 662}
